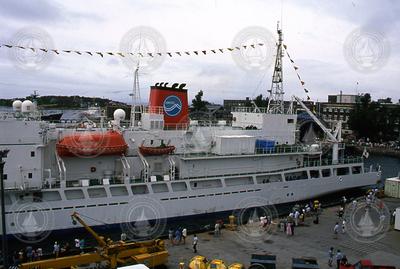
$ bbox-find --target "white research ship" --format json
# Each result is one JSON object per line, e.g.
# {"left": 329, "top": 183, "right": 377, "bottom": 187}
{"left": 0, "top": 26, "right": 381, "bottom": 242}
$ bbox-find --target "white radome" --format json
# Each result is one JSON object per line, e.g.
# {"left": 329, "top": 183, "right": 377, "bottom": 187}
{"left": 21, "top": 100, "right": 34, "bottom": 113}
{"left": 12, "top": 100, "right": 22, "bottom": 112}
{"left": 113, "top": 109, "right": 126, "bottom": 121}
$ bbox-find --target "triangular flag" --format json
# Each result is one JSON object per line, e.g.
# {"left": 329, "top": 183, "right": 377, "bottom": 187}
{"left": 29, "top": 47, "right": 35, "bottom": 52}
{"left": 96, "top": 52, "right": 103, "bottom": 57}
{"left": 219, "top": 49, "right": 223, "bottom": 53}
{"left": 290, "top": 59, "right": 294, "bottom": 63}
{"left": 301, "top": 81, "right": 305, "bottom": 86}
{"left": 175, "top": 52, "right": 181, "bottom": 56}
{"left": 157, "top": 52, "right": 162, "bottom": 56}
{"left": 148, "top": 53, "right": 153, "bottom": 57}
{"left": 202, "top": 50, "right": 206, "bottom": 55}
{"left": 16, "top": 46, "right": 25, "bottom": 49}
{"left": 304, "top": 89, "right": 309, "bottom": 93}
{"left": 63, "top": 50, "right": 72, "bottom": 53}
{"left": 297, "top": 73, "right": 301, "bottom": 80}
{"left": 52, "top": 49, "right": 59, "bottom": 54}
{"left": 86, "top": 51, "right": 93, "bottom": 56}
{"left": 4, "top": 45, "right": 12, "bottom": 48}
{"left": 235, "top": 47, "right": 240, "bottom": 50}
{"left": 117, "top": 52, "right": 125, "bottom": 57}
{"left": 193, "top": 51, "right": 198, "bottom": 55}
{"left": 167, "top": 52, "right": 172, "bottom": 57}
{"left": 307, "top": 96, "right": 311, "bottom": 101}
{"left": 294, "top": 66, "right": 299, "bottom": 70}
{"left": 227, "top": 48, "right": 234, "bottom": 51}
{"left": 40, "top": 48, "right": 48, "bottom": 52}
{"left": 74, "top": 51, "right": 82, "bottom": 55}
{"left": 211, "top": 50, "right": 216, "bottom": 53}
{"left": 243, "top": 45, "right": 247, "bottom": 49}
{"left": 283, "top": 44, "right": 287, "bottom": 49}
{"left": 185, "top": 51, "right": 190, "bottom": 55}
{"left": 138, "top": 53, "right": 143, "bottom": 57}
{"left": 250, "top": 44, "right": 255, "bottom": 48}
{"left": 258, "top": 43, "right": 264, "bottom": 46}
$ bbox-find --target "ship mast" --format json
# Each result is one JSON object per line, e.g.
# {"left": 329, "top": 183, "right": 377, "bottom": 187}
{"left": 130, "top": 63, "right": 142, "bottom": 129}
{"left": 267, "top": 21, "right": 284, "bottom": 114}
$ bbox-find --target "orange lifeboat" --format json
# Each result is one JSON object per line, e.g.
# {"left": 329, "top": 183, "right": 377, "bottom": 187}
{"left": 138, "top": 145, "right": 175, "bottom": 156}
{"left": 56, "top": 130, "right": 128, "bottom": 157}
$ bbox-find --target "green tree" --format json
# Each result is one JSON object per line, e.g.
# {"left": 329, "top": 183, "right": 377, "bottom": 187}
{"left": 192, "top": 90, "right": 207, "bottom": 111}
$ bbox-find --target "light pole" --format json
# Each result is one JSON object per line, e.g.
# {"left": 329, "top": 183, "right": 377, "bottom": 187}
{"left": 0, "top": 149, "right": 9, "bottom": 269}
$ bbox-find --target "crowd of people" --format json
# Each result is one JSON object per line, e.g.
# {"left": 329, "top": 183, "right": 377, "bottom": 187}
{"left": 7, "top": 238, "right": 85, "bottom": 266}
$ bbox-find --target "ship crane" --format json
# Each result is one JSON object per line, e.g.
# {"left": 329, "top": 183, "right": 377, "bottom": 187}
{"left": 18, "top": 212, "right": 168, "bottom": 269}
{"left": 293, "top": 95, "right": 341, "bottom": 164}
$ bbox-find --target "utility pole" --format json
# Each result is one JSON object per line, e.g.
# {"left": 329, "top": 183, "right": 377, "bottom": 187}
{"left": 0, "top": 149, "right": 9, "bottom": 269}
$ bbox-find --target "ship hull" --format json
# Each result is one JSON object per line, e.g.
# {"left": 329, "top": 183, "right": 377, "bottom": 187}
{"left": 2, "top": 170, "right": 379, "bottom": 248}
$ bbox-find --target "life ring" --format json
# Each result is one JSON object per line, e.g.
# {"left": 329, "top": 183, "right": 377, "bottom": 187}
{"left": 90, "top": 166, "right": 96, "bottom": 173}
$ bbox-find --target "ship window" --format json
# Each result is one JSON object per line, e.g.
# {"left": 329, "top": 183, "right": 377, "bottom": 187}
{"left": 110, "top": 186, "right": 128, "bottom": 196}
{"left": 337, "top": 167, "right": 350, "bottom": 176}
{"left": 3, "top": 174, "right": 7, "bottom": 180}
{"left": 131, "top": 185, "right": 149, "bottom": 195}
{"left": 42, "top": 191, "right": 61, "bottom": 201}
{"left": 65, "top": 189, "right": 85, "bottom": 200}
{"left": 30, "top": 151, "right": 35, "bottom": 157}
{"left": 310, "top": 170, "right": 319, "bottom": 178}
{"left": 171, "top": 182, "right": 187, "bottom": 192}
{"left": 28, "top": 173, "right": 33, "bottom": 179}
{"left": 321, "top": 169, "right": 331, "bottom": 177}
{"left": 88, "top": 188, "right": 107, "bottom": 198}
{"left": 352, "top": 166, "right": 362, "bottom": 174}
{"left": 152, "top": 183, "right": 169, "bottom": 193}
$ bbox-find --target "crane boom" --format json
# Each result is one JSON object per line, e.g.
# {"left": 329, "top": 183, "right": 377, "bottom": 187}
{"left": 71, "top": 212, "right": 107, "bottom": 247}
{"left": 293, "top": 95, "right": 337, "bottom": 142}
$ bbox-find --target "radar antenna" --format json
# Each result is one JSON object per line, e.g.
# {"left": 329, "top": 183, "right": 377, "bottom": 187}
{"left": 267, "top": 21, "right": 285, "bottom": 114}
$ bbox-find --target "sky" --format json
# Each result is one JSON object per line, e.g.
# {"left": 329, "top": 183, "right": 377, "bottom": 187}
{"left": 0, "top": 0, "right": 399, "bottom": 104}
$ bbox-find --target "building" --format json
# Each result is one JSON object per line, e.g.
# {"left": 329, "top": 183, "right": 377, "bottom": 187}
{"left": 223, "top": 97, "right": 251, "bottom": 111}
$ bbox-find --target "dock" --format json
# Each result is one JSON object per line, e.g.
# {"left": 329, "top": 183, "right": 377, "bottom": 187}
{"left": 165, "top": 198, "right": 400, "bottom": 269}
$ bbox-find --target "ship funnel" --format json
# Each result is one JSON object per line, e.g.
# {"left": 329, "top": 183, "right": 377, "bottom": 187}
{"left": 149, "top": 83, "right": 189, "bottom": 129}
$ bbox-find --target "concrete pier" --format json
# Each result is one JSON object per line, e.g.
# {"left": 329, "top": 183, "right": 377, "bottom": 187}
{"left": 166, "top": 198, "right": 400, "bottom": 269}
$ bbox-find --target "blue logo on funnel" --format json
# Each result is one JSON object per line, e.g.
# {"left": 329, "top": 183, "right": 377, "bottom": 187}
{"left": 163, "top": 95, "right": 182, "bottom": 117}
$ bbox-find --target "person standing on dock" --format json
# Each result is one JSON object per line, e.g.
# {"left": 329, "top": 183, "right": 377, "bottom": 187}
{"left": 341, "top": 220, "right": 346, "bottom": 234}
{"left": 182, "top": 227, "right": 187, "bottom": 244}
{"left": 328, "top": 247, "right": 334, "bottom": 267}
{"left": 53, "top": 241, "right": 60, "bottom": 258}
{"left": 193, "top": 234, "right": 198, "bottom": 253}
{"left": 335, "top": 250, "right": 343, "bottom": 269}
{"left": 168, "top": 228, "right": 174, "bottom": 244}
{"left": 333, "top": 222, "right": 340, "bottom": 239}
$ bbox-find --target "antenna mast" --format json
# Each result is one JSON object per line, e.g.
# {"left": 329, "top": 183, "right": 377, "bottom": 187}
{"left": 130, "top": 63, "right": 142, "bottom": 128}
{"left": 267, "top": 21, "right": 285, "bottom": 114}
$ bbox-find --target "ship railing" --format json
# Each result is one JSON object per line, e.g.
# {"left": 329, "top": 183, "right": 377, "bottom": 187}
{"left": 255, "top": 145, "right": 307, "bottom": 155}
{"left": 303, "top": 157, "right": 363, "bottom": 167}
{"left": 232, "top": 106, "right": 267, "bottom": 113}
{"left": 143, "top": 106, "right": 164, "bottom": 114}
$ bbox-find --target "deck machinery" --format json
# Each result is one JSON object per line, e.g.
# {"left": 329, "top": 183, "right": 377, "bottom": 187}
{"left": 18, "top": 212, "right": 168, "bottom": 269}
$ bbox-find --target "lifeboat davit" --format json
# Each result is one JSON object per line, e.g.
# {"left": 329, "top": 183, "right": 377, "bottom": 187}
{"left": 138, "top": 145, "right": 175, "bottom": 156}
{"left": 56, "top": 130, "right": 128, "bottom": 157}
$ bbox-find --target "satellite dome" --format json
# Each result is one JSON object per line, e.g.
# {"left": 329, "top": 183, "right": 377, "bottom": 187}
{"left": 113, "top": 109, "right": 126, "bottom": 121}
{"left": 21, "top": 100, "right": 34, "bottom": 113}
{"left": 12, "top": 100, "right": 22, "bottom": 112}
